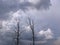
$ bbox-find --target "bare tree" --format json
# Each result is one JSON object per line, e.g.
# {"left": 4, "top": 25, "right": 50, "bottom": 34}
{"left": 12, "top": 20, "right": 20, "bottom": 45}
{"left": 28, "top": 17, "right": 35, "bottom": 45}
{"left": 16, "top": 21, "right": 20, "bottom": 45}
{"left": 13, "top": 19, "right": 22, "bottom": 45}
{"left": 14, "top": 19, "right": 26, "bottom": 45}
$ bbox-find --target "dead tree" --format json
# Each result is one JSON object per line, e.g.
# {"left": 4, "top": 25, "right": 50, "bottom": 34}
{"left": 14, "top": 19, "right": 21, "bottom": 45}
{"left": 28, "top": 17, "right": 35, "bottom": 45}
{"left": 16, "top": 21, "right": 20, "bottom": 45}
{"left": 14, "top": 19, "right": 25, "bottom": 45}
{"left": 13, "top": 20, "right": 20, "bottom": 45}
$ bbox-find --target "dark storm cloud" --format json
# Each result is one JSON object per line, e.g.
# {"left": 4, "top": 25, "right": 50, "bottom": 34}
{"left": 35, "top": 0, "right": 51, "bottom": 9}
{"left": 0, "top": 0, "right": 51, "bottom": 20}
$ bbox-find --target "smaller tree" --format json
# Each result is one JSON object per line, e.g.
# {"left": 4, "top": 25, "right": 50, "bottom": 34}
{"left": 16, "top": 21, "right": 20, "bottom": 45}
{"left": 13, "top": 19, "right": 25, "bottom": 45}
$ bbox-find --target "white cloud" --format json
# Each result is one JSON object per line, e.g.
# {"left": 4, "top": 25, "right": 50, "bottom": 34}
{"left": 39, "top": 28, "right": 53, "bottom": 39}
{"left": 25, "top": 25, "right": 31, "bottom": 31}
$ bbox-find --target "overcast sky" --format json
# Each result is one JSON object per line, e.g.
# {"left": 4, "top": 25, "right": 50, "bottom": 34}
{"left": 0, "top": 0, "right": 60, "bottom": 45}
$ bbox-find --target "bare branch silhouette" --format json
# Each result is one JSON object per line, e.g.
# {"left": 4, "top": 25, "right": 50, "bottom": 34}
{"left": 28, "top": 17, "right": 35, "bottom": 45}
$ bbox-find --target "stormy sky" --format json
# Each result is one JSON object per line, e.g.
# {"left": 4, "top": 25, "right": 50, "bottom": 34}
{"left": 0, "top": 0, "right": 60, "bottom": 45}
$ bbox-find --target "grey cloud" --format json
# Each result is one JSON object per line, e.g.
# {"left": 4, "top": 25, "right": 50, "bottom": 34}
{"left": 0, "top": 0, "right": 18, "bottom": 20}
{"left": 18, "top": 0, "right": 51, "bottom": 10}
{"left": 0, "top": 0, "right": 51, "bottom": 20}
{"left": 35, "top": 0, "right": 51, "bottom": 9}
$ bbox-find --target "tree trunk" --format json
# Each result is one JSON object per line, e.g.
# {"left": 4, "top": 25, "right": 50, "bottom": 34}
{"left": 32, "top": 28, "right": 35, "bottom": 45}
{"left": 16, "top": 21, "right": 20, "bottom": 45}
{"left": 28, "top": 17, "right": 35, "bottom": 45}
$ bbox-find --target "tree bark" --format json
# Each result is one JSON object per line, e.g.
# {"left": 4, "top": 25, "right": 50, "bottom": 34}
{"left": 16, "top": 21, "right": 20, "bottom": 45}
{"left": 28, "top": 18, "right": 35, "bottom": 45}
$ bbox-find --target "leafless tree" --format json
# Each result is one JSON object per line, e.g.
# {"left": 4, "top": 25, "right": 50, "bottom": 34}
{"left": 28, "top": 17, "right": 35, "bottom": 45}
{"left": 14, "top": 19, "right": 24, "bottom": 45}
{"left": 16, "top": 21, "right": 20, "bottom": 45}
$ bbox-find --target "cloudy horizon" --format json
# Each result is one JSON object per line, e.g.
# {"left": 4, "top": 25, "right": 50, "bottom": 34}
{"left": 0, "top": 0, "right": 60, "bottom": 45}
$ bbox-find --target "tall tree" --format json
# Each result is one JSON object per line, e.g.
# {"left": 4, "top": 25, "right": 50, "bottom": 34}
{"left": 16, "top": 21, "right": 20, "bottom": 45}
{"left": 28, "top": 17, "right": 35, "bottom": 45}
{"left": 14, "top": 19, "right": 25, "bottom": 45}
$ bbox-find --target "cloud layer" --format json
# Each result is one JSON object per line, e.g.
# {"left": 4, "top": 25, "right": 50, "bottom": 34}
{"left": 38, "top": 28, "right": 53, "bottom": 39}
{"left": 0, "top": 0, "right": 51, "bottom": 20}
{"left": 0, "top": 0, "right": 60, "bottom": 45}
